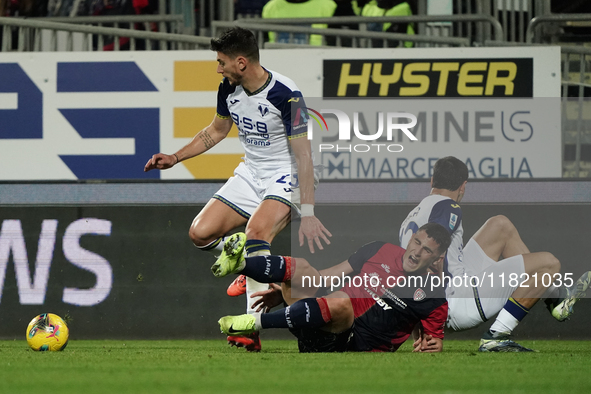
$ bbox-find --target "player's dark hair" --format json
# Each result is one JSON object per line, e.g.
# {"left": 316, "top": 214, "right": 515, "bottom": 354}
{"left": 418, "top": 223, "right": 451, "bottom": 254}
{"left": 432, "top": 156, "right": 468, "bottom": 191}
{"left": 210, "top": 27, "right": 260, "bottom": 63}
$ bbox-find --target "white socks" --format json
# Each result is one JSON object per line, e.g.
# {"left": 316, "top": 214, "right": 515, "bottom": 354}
{"left": 195, "top": 236, "right": 226, "bottom": 256}
{"left": 245, "top": 249, "right": 271, "bottom": 315}
{"left": 489, "top": 308, "right": 519, "bottom": 335}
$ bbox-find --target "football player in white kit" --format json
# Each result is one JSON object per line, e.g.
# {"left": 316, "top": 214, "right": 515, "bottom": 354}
{"left": 400, "top": 156, "right": 591, "bottom": 352}
{"left": 145, "top": 27, "right": 331, "bottom": 351}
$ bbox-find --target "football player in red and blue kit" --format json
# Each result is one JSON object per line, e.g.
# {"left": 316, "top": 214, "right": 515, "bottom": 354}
{"left": 212, "top": 222, "right": 451, "bottom": 353}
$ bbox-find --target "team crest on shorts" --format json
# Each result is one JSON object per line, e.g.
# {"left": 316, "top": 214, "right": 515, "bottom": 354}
{"left": 413, "top": 288, "right": 426, "bottom": 301}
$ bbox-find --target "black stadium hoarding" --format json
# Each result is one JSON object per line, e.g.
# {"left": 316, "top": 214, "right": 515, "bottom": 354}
{"left": 0, "top": 206, "right": 280, "bottom": 340}
{"left": 323, "top": 58, "right": 534, "bottom": 98}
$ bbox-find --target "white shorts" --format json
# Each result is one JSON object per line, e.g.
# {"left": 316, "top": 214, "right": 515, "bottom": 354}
{"left": 213, "top": 161, "right": 318, "bottom": 219}
{"left": 447, "top": 238, "right": 526, "bottom": 331}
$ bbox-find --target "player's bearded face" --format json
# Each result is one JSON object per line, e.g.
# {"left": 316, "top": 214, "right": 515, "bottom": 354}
{"left": 224, "top": 68, "right": 243, "bottom": 86}
{"left": 402, "top": 231, "right": 442, "bottom": 274}
{"left": 216, "top": 52, "right": 243, "bottom": 86}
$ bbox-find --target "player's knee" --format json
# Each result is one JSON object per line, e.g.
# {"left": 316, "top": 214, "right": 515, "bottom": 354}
{"left": 326, "top": 297, "right": 354, "bottom": 325}
{"left": 188, "top": 226, "right": 207, "bottom": 247}
{"left": 292, "top": 258, "right": 322, "bottom": 294}
{"left": 188, "top": 218, "right": 219, "bottom": 247}
{"left": 529, "top": 251, "right": 561, "bottom": 275}
{"left": 488, "top": 215, "right": 514, "bottom": 233}
{"left": 294, "top": 257, "right": 313, "bottom": 276}
{"left": 541, "top": 252, "right": 561, "bottom": 274}
{"left": 486, "top": 215, "right": 518, "bottom": 240}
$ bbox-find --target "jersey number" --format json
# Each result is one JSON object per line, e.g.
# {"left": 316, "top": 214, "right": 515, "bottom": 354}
{"left": 276, "top": 174, "right": 298, "bottom": 192}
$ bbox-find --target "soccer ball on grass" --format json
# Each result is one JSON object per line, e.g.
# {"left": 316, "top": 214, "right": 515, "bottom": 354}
{"left": 26, "top": 313, "right": 69, "bottom": 351}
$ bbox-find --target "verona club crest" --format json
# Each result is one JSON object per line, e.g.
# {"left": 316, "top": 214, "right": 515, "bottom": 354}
{"left": 258, "top": 103, "right": 269, "bottom": 117}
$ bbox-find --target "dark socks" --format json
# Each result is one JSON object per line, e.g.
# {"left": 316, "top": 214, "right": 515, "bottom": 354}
{"left": 241, "top": 255, "right": 293, "bottom": 283}
{"left": 260, "top": 298, "right": 331, "bottom": 329}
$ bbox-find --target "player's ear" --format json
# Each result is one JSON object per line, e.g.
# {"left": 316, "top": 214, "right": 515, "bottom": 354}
{"left": 457, "top": 180, "right": 467, "bottom": 202}
{"left": 237, "top": 56, "right": 247, "bottom": 72}
{"left": 427, "top": 254, "right": 444, "bottom": 275}
{"left": 430, "top": 254, "right": 445, "bottom": 275}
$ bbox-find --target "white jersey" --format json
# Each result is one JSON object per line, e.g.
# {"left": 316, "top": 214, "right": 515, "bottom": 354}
{"left": 216, "top": 69, "right": 309, "bottom": 176}
{"left": 399, "top": 194, "right": 465, "bottom": 278}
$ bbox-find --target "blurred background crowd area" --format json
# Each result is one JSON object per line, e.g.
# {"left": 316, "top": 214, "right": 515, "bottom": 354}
{"left": 0, "top": 0, "right": 589, "bottom": 43}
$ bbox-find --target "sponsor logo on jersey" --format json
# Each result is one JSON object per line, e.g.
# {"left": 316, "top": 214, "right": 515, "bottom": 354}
{"left": 451, "top": 204, "right": 460, "bottom": 208}
{"left": 365, "top": 288, "right": 392, "bottom": 311}
{"left": 414, "top": 288, "right": 427, "bottom": 301}
{"left": 230, "top": 99, "right": 240, "bottom": 105}
{"left": 288, "top": 97, "right": 300, "bottom": 103}
{"left": 381, "top": 288, "right": 407, "bottom": 309}
{"left": 381, "top": 263, "right": 391, "bottom": 274}
{"left": 449, "top": 213, "right": 458, "bottom": 230}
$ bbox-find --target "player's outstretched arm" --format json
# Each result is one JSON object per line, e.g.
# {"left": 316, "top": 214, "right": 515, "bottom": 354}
{"left": 289, "top": 137, "right": 332, "bottom": 253}
{"left": 318, "top": 260, "right": 354, "bottom": 279}
{"left": 144, "top": 116, "right": 233, "bottom": 172}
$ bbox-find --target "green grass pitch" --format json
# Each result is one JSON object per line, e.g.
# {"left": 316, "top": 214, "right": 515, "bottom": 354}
{"left": 1, "top": 339, "right": 590, "bottom": 394}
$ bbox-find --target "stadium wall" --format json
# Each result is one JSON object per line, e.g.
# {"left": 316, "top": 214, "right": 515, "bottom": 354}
{"left": 0, "top": 180, "right": 590, "bottom": 341}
